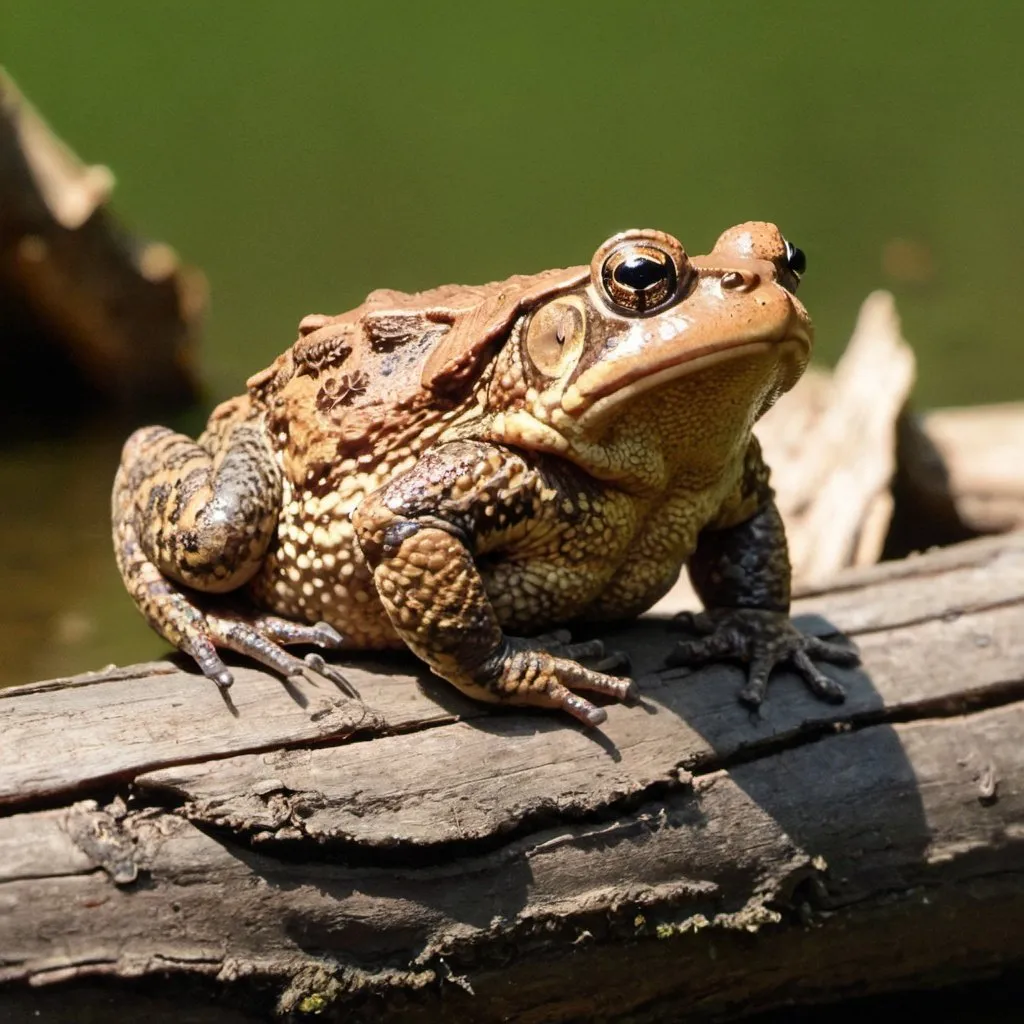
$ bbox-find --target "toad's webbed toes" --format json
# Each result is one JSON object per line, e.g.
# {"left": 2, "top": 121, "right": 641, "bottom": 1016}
{"left": 249, "top": 614, "right": 345, "bottom": 650}
{"left": 302, "top": 651, "right": 355, "bottom": 693}
{"left": 803, "top": 634, "right": 861, "bottom": 666}
{"left": 188, "top": 635, "right": 235, "bottom": 689}
{"left": 473, "top": 637, "right": 636, "bottom": 728}
{"left": 666, "top": 608, "right": 857, "bottom": 707}
{"left": 786, "top": 650, "right": 847, "bottom": 704}
{"left": 590, "top": 652, "right": 632, "bottom": 673}
{"left": 530, "top": 631, "right": 632, "bottom": 676}
{"left": 188, "top": 609, "right": 353, "bottom": 693}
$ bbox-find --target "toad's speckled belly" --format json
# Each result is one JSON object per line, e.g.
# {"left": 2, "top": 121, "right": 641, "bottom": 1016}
{"left": 247, "top": 504, "right": 627, "bottom": 649}
{"left": 470, "top": 482, "right": 720, "bottom": 633}
{"left": 576, "top": 481, "right": 733, "bottom": 621}
{"left": 248, "top": 466, "right": 727, "bottom": 648}
{"left": 246, "top": 473, "right": 402, "bottom": 649}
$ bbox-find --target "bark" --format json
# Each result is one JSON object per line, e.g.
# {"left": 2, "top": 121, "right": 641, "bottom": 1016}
{"left": 2, "top": 533, "right": 1023, "bottom": 1021}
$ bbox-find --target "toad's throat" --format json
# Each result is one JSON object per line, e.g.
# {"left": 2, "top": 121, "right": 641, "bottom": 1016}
{"left": 565, "top": 334, "right": 810, "bottom": 430}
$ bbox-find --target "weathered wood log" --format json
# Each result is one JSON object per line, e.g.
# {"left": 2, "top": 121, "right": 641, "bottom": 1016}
{"left": 889, "top": 403, "right": 1024, "bottom": 555}
{"left": 0, "top": 67, "right": 203, "bottom": 414}
{"left": 2, "top": 533, "right": 1023, "bottom": 1021}
{"left": 922, "top": 404, "right": 1024, "bottom": 533}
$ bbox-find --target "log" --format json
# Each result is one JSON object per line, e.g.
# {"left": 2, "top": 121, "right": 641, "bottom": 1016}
{"left": 889, "top": 403, "right": 1024, "bottom": 553}
{"left": 2, "top": 532, "right": 1023, "bottom": 1021}
{"left": 921, "top": 404, "right": 1024, "bottom": 533}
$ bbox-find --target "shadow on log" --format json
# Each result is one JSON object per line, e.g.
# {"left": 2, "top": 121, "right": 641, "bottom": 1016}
{"left": 2, "top": 532, "right": 1023, "bottom": 1021}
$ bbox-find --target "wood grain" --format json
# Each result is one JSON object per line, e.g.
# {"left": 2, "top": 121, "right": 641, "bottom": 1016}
{"left": 2, "top": 533, "right": 1023, "bottom": 1021}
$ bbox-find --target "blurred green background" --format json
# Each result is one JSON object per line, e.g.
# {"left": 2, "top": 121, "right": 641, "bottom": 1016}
{"left": 1, "top": 1, "right": 1022, "bottom": 687}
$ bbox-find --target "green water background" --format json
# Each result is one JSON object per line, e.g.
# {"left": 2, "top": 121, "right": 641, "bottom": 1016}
{"left": 1, "top": 1, "right": 1022, "bottom": 687}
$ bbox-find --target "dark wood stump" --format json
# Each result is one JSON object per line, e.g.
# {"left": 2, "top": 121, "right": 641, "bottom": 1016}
{"left": 0, "top": 68, "right": 203, "bottom": 417}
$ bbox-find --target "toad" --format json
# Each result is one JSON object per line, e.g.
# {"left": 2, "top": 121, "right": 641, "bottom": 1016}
{"left": 113, "top": 223, "right": 857, "bottom": 726}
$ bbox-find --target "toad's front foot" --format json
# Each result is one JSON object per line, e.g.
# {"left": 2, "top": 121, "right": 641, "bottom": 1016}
{"left": 666, "top": 609, "right": 858, "bottom": 707}
{"left": 468, "top": 632, "right": 635, "bottom": 728}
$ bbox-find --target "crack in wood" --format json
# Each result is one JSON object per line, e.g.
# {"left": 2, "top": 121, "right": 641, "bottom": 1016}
{"left": 690, "top": 673, "right": 1024, "bottom": 777}
{"left": 840, "top": 594, "right": 1024, "bottom": 638}
{"left": 2, "top": 534, "right": 1022, "bottom": 1020}
{"left": 117, "top": 669, "right": 1024, "bottom": 874}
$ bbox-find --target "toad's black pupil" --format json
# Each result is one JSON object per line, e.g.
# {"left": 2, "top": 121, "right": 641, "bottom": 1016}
{"left": 784, "top": 240, "right": 806, "bottom": 277}
{"left": 614, "top": 255, "right": 668, "bottom": 291}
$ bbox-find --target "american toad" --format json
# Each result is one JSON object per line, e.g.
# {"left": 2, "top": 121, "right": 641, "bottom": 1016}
{"left": 112, "top": 223, "right": 857, "bottom": 726}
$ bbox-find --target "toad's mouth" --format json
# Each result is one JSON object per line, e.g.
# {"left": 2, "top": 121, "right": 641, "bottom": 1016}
{"left": 564, "top": 329, "right": 811, "bottom": 429}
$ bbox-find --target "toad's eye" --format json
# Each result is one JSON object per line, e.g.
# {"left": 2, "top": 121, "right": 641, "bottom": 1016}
{"left": 600, "top": 243, "right": 678, "bottom": 315}
{"left": 524, "top": 300, "right": 586, "bottom": 378}
{"left": 783, "top": 239, "right": 806, "bottom": 290}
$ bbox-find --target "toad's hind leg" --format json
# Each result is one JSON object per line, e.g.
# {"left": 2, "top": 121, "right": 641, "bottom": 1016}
{"left": 114, "top": 417, "right": 282, "bottom": 595}
{"left": 112, "top": 417, "right": 346, "bottom": 688}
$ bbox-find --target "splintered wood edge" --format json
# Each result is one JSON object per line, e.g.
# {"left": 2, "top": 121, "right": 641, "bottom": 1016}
{"left": 786, "top": 291, "right": 916, "bottom": 582}
{"left": 0, "top": 66, "right": 114, "bottom": 229}
{"left": 0, "top": 67, "right": 204, "bottom": 405}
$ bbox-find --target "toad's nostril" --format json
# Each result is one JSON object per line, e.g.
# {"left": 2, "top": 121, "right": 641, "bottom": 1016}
{"left": 721, "top": 270, "right": 758, "bottom": 292}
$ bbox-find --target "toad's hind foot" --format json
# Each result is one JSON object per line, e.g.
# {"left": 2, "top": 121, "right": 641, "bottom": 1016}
{"left": 666, "top": 608, "right": 858, "bottom": 707}
{"left": 469, "top": 633, "right": 636, "bottom": 728}
{"left": 531, "top": 629, "right": 632, "bottom": 675}
{"left": 203, "top": 611, "right": 352, "bottom": 692}
{"left": 116, "top": 520, "right": 351, "bottom": 692}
